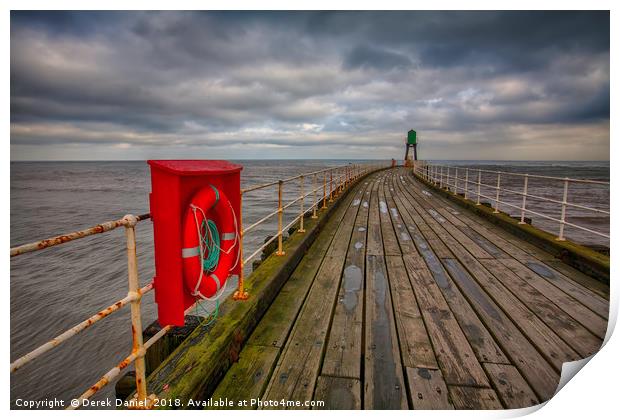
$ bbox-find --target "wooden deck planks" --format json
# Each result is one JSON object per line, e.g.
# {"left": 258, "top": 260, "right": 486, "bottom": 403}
{"left": 482, "top": 259, "right": 602, "bottom": 358}
{"left": 210, "top": 175, "right": 366, "bottom": 406}
{"left": 385, "top": 256, "right": 438, "bottom": 370}
{"left": 499, "top": 259, "right": 608, "bottom": 338}
{"left": 321, "top": 177, "right": 374, "bottom": 379}
{"left": 364, "top": 178, "right": 408, "bottom": 409}
{"left": 261, "top": 177, "right": 371, "bottom": 405}
{"left": 406, "top": 368, "right": 454, "bottom": 410}
{"left": 365, "top": 254, "right": 408, "bottom": 409}
{"left": 314, "top": 376, "right": 362, "bottom": 410}
{"left": 483, "top": 363, "right": 540, "bottom": 409}
{"left": 388, "top": 176, "right": 509, "bottom": 365}
{"left": 207, "top": 167, "right": 609, "bottom": 410}
{"left": 449, "top": 386, "right": 503, "bottom": 410}
{"left": 403, "top": 263, "right": 491, "bottom": 388}
{"left": 394, "top": 171, "right": 563, "bottom": 400}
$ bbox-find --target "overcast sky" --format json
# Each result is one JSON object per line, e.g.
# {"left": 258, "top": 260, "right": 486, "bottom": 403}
{"left": 10, "top": 11, "right": 609, "bottom": 161}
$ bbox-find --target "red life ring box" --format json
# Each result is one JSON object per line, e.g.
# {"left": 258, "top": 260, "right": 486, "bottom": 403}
{"left": 148, "top": 160, "right": 242, "bottom": 326}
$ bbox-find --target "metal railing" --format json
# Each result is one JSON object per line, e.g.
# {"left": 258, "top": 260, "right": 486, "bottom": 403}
{"left": 412, "top": 161, "right": 609, "bottom": 243}
{"left": 10, "top": 161, "right": 386, "bottom": 409}
{"left": 10, "top": 213, "right": 158, "bottom": 409}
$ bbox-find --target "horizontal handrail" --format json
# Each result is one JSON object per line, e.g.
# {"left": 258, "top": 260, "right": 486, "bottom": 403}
{"left": 412, "top": 162, "right": 609, "bottom": 243}
{"left": 241, "top": 164, "right": 346, "bottom": 194}
{"left": 459, "top": 180, "right": 610, "bottom": 215}
{"left": 427, "top": 163, "right": 609, "bottom": 185}
{"left": 10, "top": 214, "right": 156, "bottom": 408}
{"left": 10, "top": 282, "right": 154, "bottom": 373}
{"left": 10, "top": 213, "right": 151, "bottom": 257}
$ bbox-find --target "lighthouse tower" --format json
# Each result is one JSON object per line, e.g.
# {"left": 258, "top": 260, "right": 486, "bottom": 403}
{"left": 404, "top": 129, "right": 418, "bottom": 165}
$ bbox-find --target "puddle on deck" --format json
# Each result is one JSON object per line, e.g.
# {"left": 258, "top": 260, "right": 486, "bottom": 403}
{"left": 443, "top": 259, "right": 502, "bottom": 321}
{"left": 342, "top": 264, "right": 363, "bottom": 312}
{"left": 526, "top": 261, "right": 556, "bottom": 279}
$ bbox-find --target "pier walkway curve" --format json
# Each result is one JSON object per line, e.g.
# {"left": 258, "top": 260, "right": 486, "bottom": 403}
{"left": 206, "top": 167, "right": 609, "bottom": 409}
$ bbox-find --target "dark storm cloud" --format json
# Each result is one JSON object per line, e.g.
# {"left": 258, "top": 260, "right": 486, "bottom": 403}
{"left": 345, "top": 45, "right": 412, "bottom": 70}
{"left": 10, "top": 11, "right": 609, "bottom": 160}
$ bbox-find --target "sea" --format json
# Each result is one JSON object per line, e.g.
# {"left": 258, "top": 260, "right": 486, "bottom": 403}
{"left": 10, "top": 160, "right": 609, "bottom": 408}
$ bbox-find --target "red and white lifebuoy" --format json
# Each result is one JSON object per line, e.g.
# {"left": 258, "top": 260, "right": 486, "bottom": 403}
{"left": 181, "top": 185, "right": 238, "bottom": 300}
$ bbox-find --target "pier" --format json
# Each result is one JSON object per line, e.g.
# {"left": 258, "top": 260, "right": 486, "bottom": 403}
{"left": 10, "top": 164, "right": 610, "bottom": 410}
{"left": 146, "top": 166, "right": 609, "bottom": 409}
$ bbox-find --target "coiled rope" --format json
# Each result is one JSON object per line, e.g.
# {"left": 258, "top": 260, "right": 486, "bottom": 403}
{"left": 200, "top": 219, "right": 220, "bottom": 273}
{"left": 189, "top": 199, "right": 241, "bottom": 325}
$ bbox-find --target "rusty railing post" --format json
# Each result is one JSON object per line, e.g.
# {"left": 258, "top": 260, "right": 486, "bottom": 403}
{"left": 454, "top": 168, "right": 458, "bottom": 195}
{"left": 123, "top": 215, "right": 148, "bottom": 404}
{"left": 440, "top": 166, "right": 443, "bottom": 189}
{"left": 322, "top": 171, "right": 327, "bottom": 209}
{"left": 476, "top": 169, "right": 482, "bottom": 205}
{"left": 329, "top": 170, "right": 334, "bottom": 202}
{"left": 233, "top": 191, "right": 248, "bottom": 300}
{"left": 464, "top": 168, "right": 469, "bottom": 199}
{"left": 519, "top": 175, "right": 529, "bottom": 225}
{"left": 494, "top": 173, "right": 501, "bottom": 213}
{"left": 298, "top": 175, "right": 306, "bottom": 233}
{"left": 276, "top": 180, "right": 285, "bottom": 255}
{"left": 312, "top": 173, "right": 318, "bottom": 219}
{"left": 557, "top": 178, "right": 569, "bottom": 241}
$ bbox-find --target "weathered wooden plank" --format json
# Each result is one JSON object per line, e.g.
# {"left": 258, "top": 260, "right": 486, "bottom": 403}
{"left": 448, "top": 386, "right": 503, "bottom": 409}
{"left": 313, "top": 376, "right": 361, "bottom": 410}
{"left": 250, "top": 237, "right": 342, "bottom": 349}
{"left": 546, "top": 260, "right": 609, "bottom": 300}
{"left": 520, "top": 260, "right": 609, "bottom": 318}
{"left": 378, "top": 180, "right": 401, "bottom": 255}
{"left": 322, "top": 179, "right": 374, "bottom": 378}
{"left": 328, "top": 185, "right": 369, "bottom": 258}
{"left": 261, "top": 257, "right": 345, "bottom": 404}
{"left": 397, "top": 179, "right": 581, "bottom": 365}
{"left": 383, "top": 190, "right": 418, "bottom": 257}
{"left": 406, "top": 177, "right": 554, "bottom": 262}
{"left": 385, "top": 256, "right": 438, "bottom": 369}
{"left": 389, "top": 178, "right": 509, "bottom": 365}
{"left": 366, "top": 179, "right": 384, "bottom": 256}
{"left": 210, "top": 344, "right": 279, "bottom": 409}
{"left": 456, "top": 225, "right": 510, "bottom": 259}
{"left": 365, "top": 254, "right": 408, "bottom": 409}
{"left": 397, "top": 175, "right": 581, "bottom": 401}
{"left": 483, "top": 363, "right": 540, "bottom": 409}
{"left": 403, "top": 258, "right": 490, "bottom": 388}
{"left": 439, "top": 197, "right": 556, "bottom": 262}
{"left": 263, "top": 184, "right": 365, "bottom": 404}
{"left": 436, "top": 207, "right": 530, "bottom": 261}
{"left": 440, "top": 258, "right": 559, "bottom": 401}
{"left": 426, "top": 207, "right": 493, "bottom": 259}
{"left": 414, "top": 177, "right": 608, "bottom": 350}
{"left": 483, "top": 259, "right": 602, "bottom": 358}
{"left": 499, "top": 259, "right": 608, "bottom": 338}
{"left": 406, "top": 368, "right": 454, "bottom": 410}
